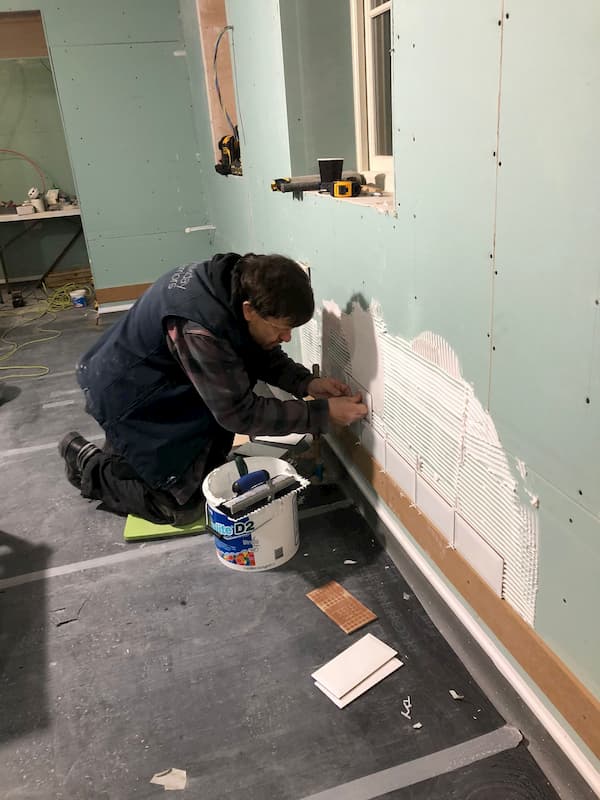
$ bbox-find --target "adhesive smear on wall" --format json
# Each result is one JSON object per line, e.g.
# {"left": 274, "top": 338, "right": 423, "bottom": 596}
{"left": 299, "top": 301, "right": 539, "bottom": 625}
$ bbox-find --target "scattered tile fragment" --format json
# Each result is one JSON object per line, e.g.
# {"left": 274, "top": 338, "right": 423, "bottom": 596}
{"left": 344, "top": 559, "right": 357, "bottom": 565}
{"left": 449, "top": 689, "right": 464, "bottom": 701}
{"left": 403, "top": 592, "right": 411, "bottom": 600}
{"left": 150, "top": 768, "right": 187, "bottom": 791}
{"left": 400, "top": 695, "right": 412, "bottom": 719}
{"left": 412, "top": 722, "right": 422, "bottom": 729}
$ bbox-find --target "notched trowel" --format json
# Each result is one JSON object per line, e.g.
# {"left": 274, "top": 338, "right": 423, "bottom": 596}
{"left": 219, "top": 467, "right": 308, "bottom": 519}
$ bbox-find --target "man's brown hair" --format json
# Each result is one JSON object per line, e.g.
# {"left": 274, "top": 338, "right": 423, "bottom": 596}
{"left": 233, "top": 253, "right": 314, "bottom": 326}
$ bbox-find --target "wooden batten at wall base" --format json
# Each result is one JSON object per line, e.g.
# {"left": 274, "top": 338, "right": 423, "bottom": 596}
{"left": 95, "top": 283, "right": 152, "bottom": 304}
{"left": 331, "top": 425, "right": 600, "bottom": 758}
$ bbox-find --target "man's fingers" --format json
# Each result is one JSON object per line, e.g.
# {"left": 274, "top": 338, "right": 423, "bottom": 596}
{"left": 350, "top": 403, "right": 368, "bottom": 419}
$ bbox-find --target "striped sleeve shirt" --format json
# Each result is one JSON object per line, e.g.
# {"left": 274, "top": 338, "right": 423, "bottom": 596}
{"left": 164, "top": 317, "right": 328, "bottom": 504}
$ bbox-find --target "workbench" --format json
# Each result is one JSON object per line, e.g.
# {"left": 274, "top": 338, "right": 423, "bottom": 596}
{"left": 0, "top": 206, "right": 83, "bottom": 302}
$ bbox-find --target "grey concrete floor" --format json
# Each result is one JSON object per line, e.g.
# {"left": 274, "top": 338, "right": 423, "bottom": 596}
{"left": 0, "top": 305, "right": 582, "bottom": 799}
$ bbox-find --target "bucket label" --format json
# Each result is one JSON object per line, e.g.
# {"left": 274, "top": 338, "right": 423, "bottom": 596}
{"left": 208, "top": 506, "right": 256, "bottom": 567}
{"left": 208, "top": 507, "right": 255, "bottom": 538}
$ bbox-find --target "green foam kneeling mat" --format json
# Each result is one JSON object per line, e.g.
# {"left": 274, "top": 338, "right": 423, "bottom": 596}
{"left": 123, "top": 513, "right": 206, "bottom": 541}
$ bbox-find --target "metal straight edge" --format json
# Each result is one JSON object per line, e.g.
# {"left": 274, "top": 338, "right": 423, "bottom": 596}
{"left": 300, "top": 726, "right": 522, "bottom": 800}
{"left": 0, "top": 433, "right": 104, "bottom": 461}
{"left": 0, "top": 537, "right": 201, "bottom": 591}
{"left": 0, "top": 499, "right": 351, "bottom": 591}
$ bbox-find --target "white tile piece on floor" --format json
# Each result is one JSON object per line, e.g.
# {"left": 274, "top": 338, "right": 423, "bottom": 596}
{"left": 385, "top": 443, "right": 417, "bottom": 502}
{"left": 416, "top": 474, "right": 456, "bottom": 544}
{"left": 311, "top": 633, "right": 398, "bottom": 699}
{"left": 361, "top": 423, "right": 386, "bottom": 465}
{"left": 150, "top": 768, "right": 187, "bottom": 790}
{"left": 315, "top": 657, "right": 403, "bottom": 708}
{"left": 454, "top": 514, "right": 504, "bottom": 596}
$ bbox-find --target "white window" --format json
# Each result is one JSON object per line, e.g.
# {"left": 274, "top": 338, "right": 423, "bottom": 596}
{"left": 351, "top": 0, "right": 393, "bottom": 188}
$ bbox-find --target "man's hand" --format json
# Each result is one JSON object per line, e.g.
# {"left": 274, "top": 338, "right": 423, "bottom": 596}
{"left": 307, "top": 376, "right": 351, "bottom": 399}
{"left": 328, "top": 394, "right": 368, "bottom": 426}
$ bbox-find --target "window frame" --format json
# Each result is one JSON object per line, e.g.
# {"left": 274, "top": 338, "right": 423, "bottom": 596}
{"left": 350, "top": 0, "right": 394, "bottom": 188}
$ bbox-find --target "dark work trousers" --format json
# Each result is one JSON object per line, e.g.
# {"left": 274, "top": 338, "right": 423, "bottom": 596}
{"left": 80, "top": 429, "right": 235, "bottom": 525}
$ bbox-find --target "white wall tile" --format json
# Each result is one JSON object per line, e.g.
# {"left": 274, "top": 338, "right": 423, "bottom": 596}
{"left": 454, "top": 514, "right": 504, "bottom": 596}
{"left": 385, "top": 444, "right": 416, "bottom": 502}
{"left": 361, "top": 424, "right": 385, "bottom": 465}
{"left": 416, "top": 475, "right": 455, "bottom": 544}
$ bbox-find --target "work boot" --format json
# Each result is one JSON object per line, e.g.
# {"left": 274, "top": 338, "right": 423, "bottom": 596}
{"left": 59, "top": 431, "right": 100, "bottom": 489}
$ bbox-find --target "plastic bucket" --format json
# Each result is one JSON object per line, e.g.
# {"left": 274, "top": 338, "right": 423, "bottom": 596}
{"left": 202, "top": 456, "right": 305, "bottom": 572}
{"left": 69, "top": 289, "right": 87, "bottom": 308}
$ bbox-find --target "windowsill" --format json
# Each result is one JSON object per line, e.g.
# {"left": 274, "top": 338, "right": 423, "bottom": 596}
{"left": 313, "top": 189, "right": 396, "bottom": 215}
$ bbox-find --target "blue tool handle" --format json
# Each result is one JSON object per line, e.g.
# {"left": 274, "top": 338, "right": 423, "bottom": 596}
{"left": 232, "top": 469, "right": 270, "bottom": 495}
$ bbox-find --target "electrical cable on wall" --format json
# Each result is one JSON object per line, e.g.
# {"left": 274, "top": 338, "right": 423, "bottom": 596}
{"left": 213, "top": 26, "right": 242, "bottom": 176}
{"left": 0, "top": 149, "right": 47, "bottom": 194}
{"left": 213, "top": 25, "right": 236, "bottom": 136}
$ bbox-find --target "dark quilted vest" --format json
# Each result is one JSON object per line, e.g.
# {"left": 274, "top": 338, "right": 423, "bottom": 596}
{"left": 77, "top": 253, "right": 263, "bottom": 488}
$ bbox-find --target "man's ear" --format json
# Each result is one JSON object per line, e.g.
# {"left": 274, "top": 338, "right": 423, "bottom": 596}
{"left": 242, "top": 301, "right": 254, "bottom": 322}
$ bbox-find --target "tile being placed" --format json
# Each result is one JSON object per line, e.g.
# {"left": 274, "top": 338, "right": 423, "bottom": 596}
{"left": 311, "top": 633, "right": 397, "bottom": 699}
{"left": 345, "top": 374, "right": 373, "bottom": 424}
{"left": 385, "top": 443, "right": 416, "bottom": 502}
{"left": 454, "top": 514, "right": 504, "bottom": 596}
{"left": 254, "top": 433, "right": 306, "bottom": 446}
{"left": 416, "top": 474, "right": 456, "bottom": 544}
{"left": 315, "top": 657, "right": 403, "bottom": 708}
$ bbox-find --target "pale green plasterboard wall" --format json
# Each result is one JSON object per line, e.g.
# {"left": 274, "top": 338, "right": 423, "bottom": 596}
{"left": 528, "top": 467, "right": 600, "bottom": 697}
{"left": 87, "top": 228, "right": 215, "bottom": 288}
{"left": 50, "top": 43, "right": 206, "bottom": 241}
{"left": 391, "top": 0, "right": 500, "bottom": 398}
{"left": 279, "top": 0, "right": 357, "bottom": 176}
{"left": 179, "top": 0, "right": 600, "bottom": 704}
{"left": 212, "top": 0, "right": 501, "bottom": 396}
{"left": 0, "top": 58, "right": 89, "bottom": 278}
{"left": 40, "top": 0, "right": 182, "bottom": 46}
{"left": 0, "top": 60, "right": 75, "bottom": 199}
{"left": 0, "top": 0, "right": 214, "bottom": 289}
{"left": 488, "top": 0, "right": 600, "bottom": 694}
{"left": 490, "top": 1, "right": 599, "bottom": 511}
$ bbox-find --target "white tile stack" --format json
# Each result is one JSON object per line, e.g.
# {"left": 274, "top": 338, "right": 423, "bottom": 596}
{"left": 312, "top": 633, "right": 403, "bottom": 708}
